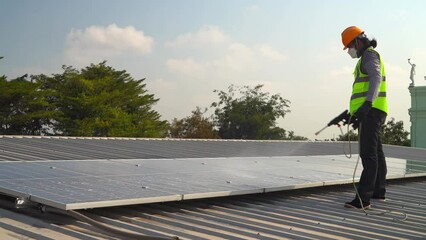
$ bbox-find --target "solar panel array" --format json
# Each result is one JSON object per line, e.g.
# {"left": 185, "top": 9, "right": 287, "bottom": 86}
{"left": 0, "top": 136, "right": 425, "bottom": 210}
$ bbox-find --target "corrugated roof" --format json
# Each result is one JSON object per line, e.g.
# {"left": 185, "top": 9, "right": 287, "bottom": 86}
{"left": 1, "top": 136, "right": 364, "bottom": 161}
{"left": 0, "top": 136, "right": 425, "bottom": 239}
{"left": 1, "top": 135, "right": 425, "bottom": 162}
{"left": 0, "top": 177, "right": 425, "bottom": 239}
{"left": 1, "top": 136, "right": 425, "bottom": 211}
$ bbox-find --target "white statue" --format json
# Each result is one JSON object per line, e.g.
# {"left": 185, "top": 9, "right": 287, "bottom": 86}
{"left": 408, "top": 58, "right": 416, "bottom": 87}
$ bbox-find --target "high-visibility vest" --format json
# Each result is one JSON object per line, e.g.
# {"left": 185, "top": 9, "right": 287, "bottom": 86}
{"left": 349, "top": 48, "right": 388, "bottom": 115}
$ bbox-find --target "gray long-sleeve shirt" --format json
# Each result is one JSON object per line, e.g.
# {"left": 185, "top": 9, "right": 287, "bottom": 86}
{"left": 360, "top": 47, "right": 382, "bottom": 102}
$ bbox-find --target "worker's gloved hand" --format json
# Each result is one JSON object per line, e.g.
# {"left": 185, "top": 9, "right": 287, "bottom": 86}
{"left": 350, "top": 117, "right": 359, "bottom": 130}
{"left": 354, "top": 101, "right": 372, "bottom": 123}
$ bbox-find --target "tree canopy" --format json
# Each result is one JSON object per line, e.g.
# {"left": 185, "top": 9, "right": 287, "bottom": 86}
{"left": 1, "top": 62, "right": 168, "bottom": 137}
{"left": 381, "top": 118, "right": 410, "bottom": 146}
{"left": 336, "top": 118, "right": 410, "bottom": 146}
{"left": 169, "top": 107, "right": 219, "bottom": 139}
{"left": 336, "top": 129, "right": 358, "bottom": 142}
{"left": 211, "top": 84, "right": 294, "bottom": 140}
{"left": 0, "top": 75, "right": 58, "bottom": 135}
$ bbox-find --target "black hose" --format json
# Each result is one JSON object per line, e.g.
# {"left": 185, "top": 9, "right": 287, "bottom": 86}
{"left": 69, "top": 210, "right": 179, "bottom": 240}
{"left": 43, "top": 206, "right": 179, "bottom": 240}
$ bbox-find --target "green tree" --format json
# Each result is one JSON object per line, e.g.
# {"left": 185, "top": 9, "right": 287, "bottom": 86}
{"left": 211, "top": 84, "right": 293, "bottom": 139}
{"left": 260, "top": 127, "right": 308, "bottom": 140}
{"left": 286, "top": 130, "right": 309, "bottom": 140}
{"left": 335, "top": 118, "right": 410, "bottom": 146}
{"left": 381, "top": 118, "right": 410, "bottom": 146}
{"left": 0, "top": 75, "right": 58, "bottom": 135}
{"left": 336, "top": 129, "right": 358, "bottom": 141}
{"left": 35, "top": 62, "right": 168, "bottom": 137}
{"left": 169, "top": 107, "right": 219, "bottom": 139}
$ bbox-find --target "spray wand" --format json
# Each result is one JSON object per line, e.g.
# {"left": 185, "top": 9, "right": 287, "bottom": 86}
{"left": 315, "top": 110, "right": 351, "bottom": 136}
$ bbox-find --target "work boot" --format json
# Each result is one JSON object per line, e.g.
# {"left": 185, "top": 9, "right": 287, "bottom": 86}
{"left": 371, "top": 195, "right": 386, "bottom": 202}
{"left": 344, "top": 198, "right": 371, "bottom": 209}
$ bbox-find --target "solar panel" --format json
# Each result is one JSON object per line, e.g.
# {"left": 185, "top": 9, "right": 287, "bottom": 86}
{"left": 0, "top": 155, "right": 423, "bottom": 210}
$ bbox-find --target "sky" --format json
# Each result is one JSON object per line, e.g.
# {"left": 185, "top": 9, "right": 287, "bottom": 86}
{"left": 1, "top": 0, "right": 425, "bottom": 140}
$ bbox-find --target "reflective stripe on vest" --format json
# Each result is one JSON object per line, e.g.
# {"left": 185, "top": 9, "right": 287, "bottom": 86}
{"left": 351, "top": 91, "right": 386, "bottom": 100}
{"left": 349, "top": 48, "right": 388, "bottom": 115}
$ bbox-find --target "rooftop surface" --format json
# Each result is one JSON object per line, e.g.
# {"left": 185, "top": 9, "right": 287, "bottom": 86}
{"left": 0, "top": 136, "right": 425, "bottom": 239}
{"left": 0, "top": 177, "right": 425, "bottom": 239}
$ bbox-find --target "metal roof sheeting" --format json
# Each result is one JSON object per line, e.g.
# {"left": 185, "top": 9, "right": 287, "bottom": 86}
{"left": 0, "top": 136, "right": 425, "bottom": 239}
{"left": 1, "top": 135, "right": 426, "bottom": 162}
{"left": 1, "top": 136, "right": 362, "bottom": 161}
{"left": 0, "top": 177, "right": 425, "bottom": 239}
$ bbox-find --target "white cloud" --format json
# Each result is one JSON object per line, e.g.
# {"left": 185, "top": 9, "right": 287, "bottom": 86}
{"left": 165, "top": 25, "right": 228, "bottom": 47}
{"left": 258, "top": 45, "right": 286, "bottom": 61}
{"left": 166, "top": 58, "right": 205, "bottom": 75}
{"left": 64, "top": 24, "right": 154, "bottom": 65}
{"left": 165, "top": 26, "right": 287, "bottom": 79}
{"left": 216, "top": 43, "right": 258, "bottom": 72}
{"left": 166, "top": 42, "right": 262, "bottom": 77}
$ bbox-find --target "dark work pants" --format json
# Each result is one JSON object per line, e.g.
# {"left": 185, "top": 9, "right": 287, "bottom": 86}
{"left": 357, "top": 108, "right": 387, "bottom": 202}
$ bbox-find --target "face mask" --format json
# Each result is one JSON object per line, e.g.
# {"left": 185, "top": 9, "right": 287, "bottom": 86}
{"left": 347, "top": 47, "right": 358, "bottom": 58}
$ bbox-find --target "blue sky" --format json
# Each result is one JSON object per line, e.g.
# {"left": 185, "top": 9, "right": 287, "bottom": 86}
{"left": 1, "top": 0, "right": 425, "bottom": 139}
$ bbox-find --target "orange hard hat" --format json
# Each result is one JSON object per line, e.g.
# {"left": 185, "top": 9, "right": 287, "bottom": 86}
{"left": 341, "top": 26, "right": 364, "bottom": 50}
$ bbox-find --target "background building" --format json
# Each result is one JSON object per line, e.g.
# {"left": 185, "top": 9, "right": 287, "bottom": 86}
{"left": 409, "top": 85, "right": 426, "bottom": 148}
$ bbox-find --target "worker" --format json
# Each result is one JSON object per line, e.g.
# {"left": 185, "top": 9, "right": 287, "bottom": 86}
{"left": 341, "top": 26, "right": 388, "bottom": 209}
